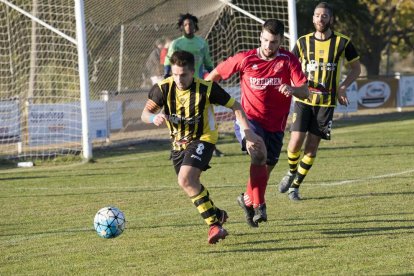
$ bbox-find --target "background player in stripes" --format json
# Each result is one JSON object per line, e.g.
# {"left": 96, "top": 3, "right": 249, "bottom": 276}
{"left": 141, "top": 50, "right": 263, "bottom": 244}
{"left": 278, "top": 2, "right": 361, "bottom": 201}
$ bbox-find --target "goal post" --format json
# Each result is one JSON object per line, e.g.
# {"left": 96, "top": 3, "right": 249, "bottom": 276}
{"left": 75, "top": 0, "right": 92, "bottom": 161}
{"left": 0, "top": 0, "right": 92, "bottom": 160}
{"left": 0, "top": 0, "right": 297, "bottom": 160}
{"left": 219, "top": 0, "right": 298, "bottom": 46}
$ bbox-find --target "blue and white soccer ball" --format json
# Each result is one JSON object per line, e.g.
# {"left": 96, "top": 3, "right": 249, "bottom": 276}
{"left": 93, "top": 206, "right": 126, "bottom": 238}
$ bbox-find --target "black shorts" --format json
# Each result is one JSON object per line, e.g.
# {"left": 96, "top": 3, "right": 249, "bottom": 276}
{"left": 234, "top": 119, "right": 284, "bottom": 166}
{"left": 171, "top": 140, "right": 215, "bottom": 175}
{"left": 290, "top": 101, "right": 334, "bottom": 140}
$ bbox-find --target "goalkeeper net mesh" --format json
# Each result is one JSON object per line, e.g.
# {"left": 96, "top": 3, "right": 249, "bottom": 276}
{"left": 0, "top": 0, "right": 290, "bottom": 159}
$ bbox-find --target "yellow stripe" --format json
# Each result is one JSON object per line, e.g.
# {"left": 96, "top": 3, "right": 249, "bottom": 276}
{"left": 196, "top": 202, "right": 214, "bottom": 214}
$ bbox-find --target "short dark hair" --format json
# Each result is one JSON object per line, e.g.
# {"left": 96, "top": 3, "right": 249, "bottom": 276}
{"left": 177, "top": 13, "right": 199, "bottom": 32}
{"left": 315, "top": 2, "right": 334, "bottom": 16}
{"left": 169, "top": 51, "right": 195, "bottom": 69}
{"left": 262, "top": 19, "right": 285, "bottom": 36}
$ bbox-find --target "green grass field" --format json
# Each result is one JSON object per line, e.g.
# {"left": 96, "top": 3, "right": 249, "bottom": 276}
{"left": 1, "top": 111, "right": 414, "bottom": 275}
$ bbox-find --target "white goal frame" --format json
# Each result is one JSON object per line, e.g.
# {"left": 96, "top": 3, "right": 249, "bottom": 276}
{"left": 0, "top": 0, "right": 92, "bottom": 160}
{"left": 219, "top": 0, "right": 298, "bottom": 49}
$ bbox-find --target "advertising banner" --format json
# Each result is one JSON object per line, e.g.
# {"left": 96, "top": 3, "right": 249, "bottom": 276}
{"left": 28, "top": 101, "right": 114, "bottom": 146}
{"left": 0, "top": 100, "right": 20, "bottom": 141}
{"left": 335, "top": 81, "right": 358, "bottom": 113}
{"left": 398, "top": 76, "right": 414, "bottom": 107}
{"left": 356, "top": 78, "right": 398, "bottom": 109}
{"left": 28, "top": 103, "right": 81, "bottom": 146}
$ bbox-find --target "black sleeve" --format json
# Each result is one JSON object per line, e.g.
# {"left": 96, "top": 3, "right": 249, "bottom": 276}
{"left": 291, "top": 43, "right": 300, "bottom": 58}
{"left": 208, "top": 82, "right": 232, "bottom": 106}
{"left": 148, "top": 84, "right": 164, "bottom": 107}
{"left": 344, "top": 41, "right": 359, "bottom": 62}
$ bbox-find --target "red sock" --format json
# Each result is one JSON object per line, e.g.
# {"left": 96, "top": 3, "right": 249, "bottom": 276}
{"left": 250, "top": 164, "right": 268, "bottom": 206}
{"left": 244, "top": 179, "right": 253, "bottom": 207}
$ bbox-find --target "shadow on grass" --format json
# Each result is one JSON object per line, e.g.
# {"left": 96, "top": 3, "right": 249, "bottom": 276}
{"left": 0, "top": 175, "right": 48, "bottom": 181}
{"left": 333, "top": 110, "right": 414, "bottom": 129}
{"left": 206, "top": 245, "right": 327, "bottom": 253}
{"left": 279, "top": 219, "right": 414, "bottom": 228}
{"left": 321, "top": 225, "right": 414, "bottom": 235}
{"left": 0, "top": 227, "right": 93, "bottom": 237}
{"left": 304, "top": 191, "right": 414, "bottom": 201}
{"left": 0, "top": 186, "right": 177, "bottom": 198}
{"left": 318, "top": 143, "right": 414, "bottom": 153}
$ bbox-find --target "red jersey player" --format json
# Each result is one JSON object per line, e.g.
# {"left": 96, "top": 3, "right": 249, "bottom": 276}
{"left": 206, "top": 19, "right": 308, "bottom": 227}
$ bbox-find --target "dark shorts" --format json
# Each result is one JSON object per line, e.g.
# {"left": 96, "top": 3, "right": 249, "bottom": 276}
{"left": 234, "top": 119, "right": 284, "bottom": 166}
{"left": 171, "top": 140, "right": 215, "bottom": 175}
{"left": 290, "top": 101, "right": 335, "bottom": 140}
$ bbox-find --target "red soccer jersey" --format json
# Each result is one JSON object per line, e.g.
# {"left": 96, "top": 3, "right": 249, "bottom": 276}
{"left": 217, "top": 48, "right": 307, "bottom": 132}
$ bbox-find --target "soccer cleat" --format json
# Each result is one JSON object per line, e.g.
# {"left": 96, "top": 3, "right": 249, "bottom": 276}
{"left": 252, "top": 204, "right": 267, "bottom": 224}
{"left": 278, "top": 171, "right": 296, "bottom": 193}
{"left": 213, "top": 148, "right": 225, "bottom": 157}
{"left": 237, "top": 194, "right": 258, "bottom": 228}
{"left": 216, "top": 208, "right": 228, "bottom": 225}
{"left": 288, "top": 188, "right": 301, "bottom": 201}
{"left": 208, "top": 224, "right": 228, "bottom": 244}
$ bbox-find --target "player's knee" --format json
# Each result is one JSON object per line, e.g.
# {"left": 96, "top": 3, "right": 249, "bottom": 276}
{"left": 177, "top": 173, "right": 191, "bottom": 189}
{"left": 249, "top": 149, "right": 266, "bottom": 165}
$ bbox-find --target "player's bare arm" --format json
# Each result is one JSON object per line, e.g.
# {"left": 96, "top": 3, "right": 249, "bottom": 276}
{"left": 230, "top": 101, "right": 263, "bottom": 147}
{"left": 279, "top": 83, "right": 309, "bottom": 100}
{"left": 141, "top": 100, "right": 167, "bottom": 126}
{"left": 338, "top": 60, "right": 361, "bottom": 106}
{"left": 204, "top": 69, "right": 222, "bottom": 82}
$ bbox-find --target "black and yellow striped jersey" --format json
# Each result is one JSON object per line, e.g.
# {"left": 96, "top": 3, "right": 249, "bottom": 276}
{"left": 148, "top": 77, "right": 235, "bottom": 150}
{"left": 292, "top": 31, "right": 359, "bottom": 107}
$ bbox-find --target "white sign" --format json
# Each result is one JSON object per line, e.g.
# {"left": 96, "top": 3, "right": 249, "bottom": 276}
{"left": 358, "top": 81, "right": 391, "bottom": 108}
{"left": 89, "top": 101, "right": 109, "bottom": 139}
{"left": 109, "top": 101, "right": 123, "bottom": 130}
{"left": 335, "top": 82, "right": 358, "bottom": 113}
{"left": 398, "top": 76, "right": 414, "bottom": 107}
{"left": 28, "top": 101, "right": 111, "bottom": 146}
{"left": 0, "top": 100, "right": 20, "bottom": 139}
{"left": 28, "top": 103, "right": 81, "bottom": 146}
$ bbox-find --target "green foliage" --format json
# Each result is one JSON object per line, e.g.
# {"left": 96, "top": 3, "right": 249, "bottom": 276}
{"left": 1, "top": 111, "right": 414, "bottom": 274}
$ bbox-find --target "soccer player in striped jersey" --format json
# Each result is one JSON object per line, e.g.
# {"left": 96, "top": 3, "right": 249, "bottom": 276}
{"left": 278, "top": 2, "right": 361, "bottom": 200}
{"left": 141, "top": 50, "right": 263, "bottom": 244}
{"left": 206, "top": 19, "right": 309, "bottom": 227}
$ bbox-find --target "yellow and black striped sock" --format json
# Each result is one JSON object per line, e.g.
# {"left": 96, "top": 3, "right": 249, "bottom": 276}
{"left": 291, "top": 155, "right": 315, "bottom": 188}
{"left": 287, "top": 150, "right": 301, "bottom": 174}
{"left": 190, "top": 184, "right": 218, "bottom": 226}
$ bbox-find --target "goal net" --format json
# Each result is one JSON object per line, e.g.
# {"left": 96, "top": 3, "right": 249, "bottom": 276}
{"left": 0, "top": 0, "right": 292, "bottom": 160}
{"left": 82, "top": 0, "right": 292, "bottom": 144}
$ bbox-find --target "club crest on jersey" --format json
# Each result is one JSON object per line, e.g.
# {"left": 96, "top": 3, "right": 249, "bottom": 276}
{"left": 273, "top": 63, "right": 284, "bottom": 73}
{"left": 252, "top": 64, "right": 258, "bottom": 70}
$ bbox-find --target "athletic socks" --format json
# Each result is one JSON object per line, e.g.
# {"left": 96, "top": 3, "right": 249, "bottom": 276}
{"left": 191, "top": 184, "right": 218, "bottom": 225}
{"left": 287, "top": 150, "right": 301, "bottom": 174}
{"left": 292, "top": 155, "right": 315, "bottom": 188}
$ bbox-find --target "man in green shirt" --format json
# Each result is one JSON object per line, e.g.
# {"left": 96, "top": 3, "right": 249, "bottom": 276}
{"left": 164, "top": 13, "right": 214, "bottom": 79}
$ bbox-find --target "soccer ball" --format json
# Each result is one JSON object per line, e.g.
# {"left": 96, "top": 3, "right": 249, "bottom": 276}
{"left": 93, "top": 206, "right": 126, "bottom": 238}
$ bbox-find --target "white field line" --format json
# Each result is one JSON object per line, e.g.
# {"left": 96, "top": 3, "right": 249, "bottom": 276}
{"left": 313, "top": 168, "right": 414, "bottom": 187}
{"left": 2, "top": 169, "right": 414, "bottom": 191}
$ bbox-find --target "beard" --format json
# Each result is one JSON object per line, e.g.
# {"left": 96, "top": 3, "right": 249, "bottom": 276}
{"left": 314, "top": 21, "right": 331, "bottom": 33}
{"left": 260, "top": 47, "right": 276, "bottom": 59}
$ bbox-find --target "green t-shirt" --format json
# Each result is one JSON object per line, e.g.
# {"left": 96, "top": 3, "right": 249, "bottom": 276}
{"left": 164, "top": 35, "right": 213, "bottom": 78}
